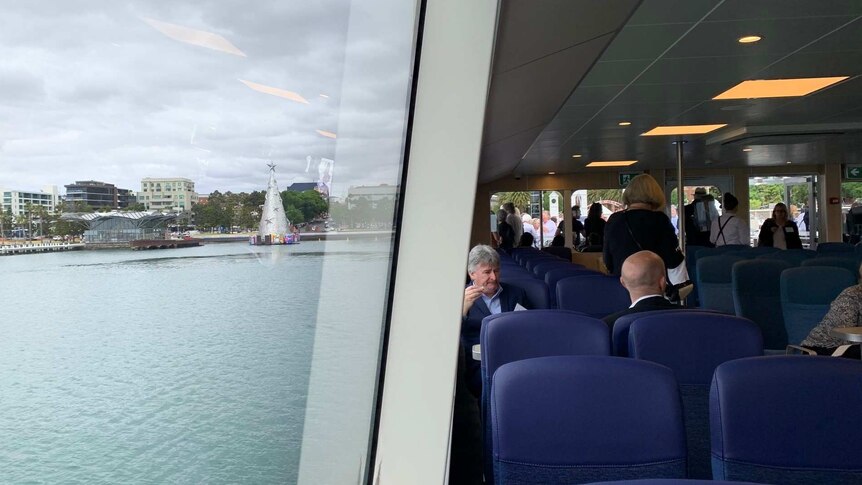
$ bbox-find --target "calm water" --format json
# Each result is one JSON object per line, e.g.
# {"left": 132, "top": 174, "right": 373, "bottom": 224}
{"left": 0, "top": 240, "right": 391, "bottom": 484}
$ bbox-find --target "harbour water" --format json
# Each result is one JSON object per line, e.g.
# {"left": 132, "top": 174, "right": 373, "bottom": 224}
{"left": 0, "top": 240, "right": 392, "bottom": 483}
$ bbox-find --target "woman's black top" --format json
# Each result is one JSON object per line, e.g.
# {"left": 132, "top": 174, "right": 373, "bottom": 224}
{"left": 757, "top": 218, "right": 802, "bottom": 249}
{"left": 584, "top": 218, "right": 606, "bottom": 245}
{"left": 603, "top": 209, "right": 684, "bottom": 276}
{"left": 498, "top": 220, "right": 515, "bottom": 250}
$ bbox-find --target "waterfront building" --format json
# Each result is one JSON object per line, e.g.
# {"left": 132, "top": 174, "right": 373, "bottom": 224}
{"left": 0, "top": 186, "right": 60, "bottom": 216}
{"left": 62, "top": 211, "right": 176, "bottom": 246}
{"left": 346, "top": 184, "right": 398, "bottom": 209}
{"left": 140, "top": 177, "right": 198, "bottom": 211}
{"left": 64, "top": 180, "right": 134, "bottom": 210}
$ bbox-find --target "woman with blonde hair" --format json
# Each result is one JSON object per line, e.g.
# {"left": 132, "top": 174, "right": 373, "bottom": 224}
{"left": 603, "top": 174, "right": 689, "bottom": 299}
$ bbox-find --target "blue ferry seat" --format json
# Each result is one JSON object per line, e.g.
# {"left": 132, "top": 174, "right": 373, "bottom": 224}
{"left": 756, "top": 248, "right": 816, "bottom": 266}
{"left": 711, "top": 356, "right": 862, "bottom": 483}
{"left": 696, "top": 254, "right": 745, "bottom": 314}
{"left": 816, "top": 241, "right": 854, "bottom": 254}
{"left": 541, "top": 245, "right": 572, "bottom": 260}
{"left": 556, "top": 274, "right": 629, "bottom": 318}
{"left": 531, "top": 260, "right": 574, "bottom": 279}
{"left": 498, "top": 277, "right": 550, "bottom": 310}
{"left": 491, "top": 356, "right": 686, "bottom": 484}
{"left": 584, "top": 479, "right": 766, "bottom": 484}
{"left": 628, "top": 313, "right": 762, "bottom": 480}
{"left": 524, "top": 254, "right": 561, "bottom": 272}
{"left": 781, "top": 266, "right": 857, "bottom": 345}
{"left": 544, "top": 267, "right": 598, "bottom": 307}
{"left": 480, "top": 311, "right": 610, "bottom": 484}
{"left": 732, "top": 259, "right": 791, "bottom": 350}
{"left": 611, "top": 309, "right": 714, "bottom": 357}
{"left": 802, "top": 256, "right": 860, "bottom": 278}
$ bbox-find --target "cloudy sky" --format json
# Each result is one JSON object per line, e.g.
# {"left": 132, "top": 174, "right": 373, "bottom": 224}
{"left": 0, "top": 0, "right": 418, "bottom": 198}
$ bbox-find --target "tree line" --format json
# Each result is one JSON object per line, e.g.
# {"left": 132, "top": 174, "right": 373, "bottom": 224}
{"left": 191, "top": 190, "right": 329, "bottom": 232}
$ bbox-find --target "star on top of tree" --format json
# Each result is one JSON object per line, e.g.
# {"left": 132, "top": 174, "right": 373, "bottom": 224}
{"left": 267, "top": 162, "right": 277, "bottom": 171}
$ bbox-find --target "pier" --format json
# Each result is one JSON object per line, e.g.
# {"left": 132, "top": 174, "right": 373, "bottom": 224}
{"left": 0, "top": 243, "right": 85, "bottom": 256}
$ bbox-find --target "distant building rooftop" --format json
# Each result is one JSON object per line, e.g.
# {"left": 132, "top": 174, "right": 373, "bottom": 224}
{"left": 287, "top": 182, "right": 318, "bottom": 192}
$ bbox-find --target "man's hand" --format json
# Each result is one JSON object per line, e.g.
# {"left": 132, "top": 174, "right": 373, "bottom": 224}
{"left": 462, "top": 285, "right": 484, "bottom": 317}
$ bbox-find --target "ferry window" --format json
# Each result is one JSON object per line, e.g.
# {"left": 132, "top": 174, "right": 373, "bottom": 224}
{"left": 0, "top": 1, "right": 419, "bottom": 483}
{"left": 749, "top": 176, "right": 817, "bottom": 246}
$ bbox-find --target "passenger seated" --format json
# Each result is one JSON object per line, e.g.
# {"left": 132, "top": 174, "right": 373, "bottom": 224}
{"left": 461, "top": 244, "right": 529, "bottom": 397}
{"left": 799, "top": 265, "right": 862, "bottom": 358}
{"left": 602, "top": 250, "right": 679, "bottom": 328}
{"left": 518, "top": 232, "right": 534, "bottom": 248}
{"left": 578, "top": 232, "right": 603, "bottom": 252}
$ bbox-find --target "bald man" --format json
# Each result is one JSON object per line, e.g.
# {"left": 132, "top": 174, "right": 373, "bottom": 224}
{"left": 602, "top": 250, "right": 679, "bottom": 328}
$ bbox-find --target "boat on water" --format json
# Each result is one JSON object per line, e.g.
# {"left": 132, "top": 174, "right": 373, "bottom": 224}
{"left": 251, "top": 162, "right": 299, "bottom": 246}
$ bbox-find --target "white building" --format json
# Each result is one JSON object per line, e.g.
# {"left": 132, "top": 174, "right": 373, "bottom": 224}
{"left": 346, "top": 184, "right": 399, "bottom": 209}
{"left": 0, "top": 185, "right": 60, "bottom": 216}
{"left": 140, "top": 178, "right": 198, "bottom": 211}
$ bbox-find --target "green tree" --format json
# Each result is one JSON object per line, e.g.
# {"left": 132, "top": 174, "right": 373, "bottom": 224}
{"left": 493, "top": 191, "right": 531, "bottom": 214}
{"left": 125, "top": 202, "right": 146, "bottom": 211}
{"left": 749, "top": 184, "right": 783, "bottom": 209}
{"left": 841, "top": 182, "right": 862, "bottom": 201}
{"left": 281, "top": 190, "right": 328, "bottom": 223}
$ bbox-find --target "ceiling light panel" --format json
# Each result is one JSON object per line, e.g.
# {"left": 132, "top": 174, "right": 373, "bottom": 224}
{"left": 586, "top": 160, "right": 638, "bottom": 167}
{"left": 713, "top": 77, "right": 849, "bottom": 100}
{"left": 641, "top": 124, "right": 727, "bottom": 136}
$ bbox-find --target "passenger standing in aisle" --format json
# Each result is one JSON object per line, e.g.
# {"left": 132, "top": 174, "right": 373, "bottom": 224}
{"left": 757, "top": 202, "right": 802, "bottom": 249}
{"left": 502, "top": 202, "right": 523, "bottom": 247}
{"left": 710, "top": 193, "right": 748, "bottom": 246}
{"left": 684, "top": 187, "right": 716, "bottom": 247}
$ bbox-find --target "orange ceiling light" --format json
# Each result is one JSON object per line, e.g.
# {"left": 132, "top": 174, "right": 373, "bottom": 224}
{"left": 641, "top": 124, "right": 727, "bottom": 136}
{"left": 713, "top": 77, "right": 848, "bottom": 100}
{"left": 738, "top": 35, "right": 761, "bottom": 44}
{"left": 586, "top": 160, "right": 638, "bottom": 167}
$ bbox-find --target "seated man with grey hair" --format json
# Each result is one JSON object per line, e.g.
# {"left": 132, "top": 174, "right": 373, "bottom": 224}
{"left": 602, "top": 250, "right": 679, "bottom": 328}
{"left": 461, "top": 244, "right": 528, "bottom": 397}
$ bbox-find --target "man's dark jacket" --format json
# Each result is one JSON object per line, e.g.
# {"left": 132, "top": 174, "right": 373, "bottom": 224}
{"left": 602, "top": 295, "right": 678, "bottom": 329}
{"left": 460, "top": 283, "right": 528, "bottom": 397}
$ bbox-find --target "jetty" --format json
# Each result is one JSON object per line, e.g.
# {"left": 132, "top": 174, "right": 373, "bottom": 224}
{"left": 0, "top": 242, "right": 85, "bottom": 256}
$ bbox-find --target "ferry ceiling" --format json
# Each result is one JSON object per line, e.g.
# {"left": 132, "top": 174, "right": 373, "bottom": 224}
{"left": 478, "top": 0, "right": 862, "bottom": 184}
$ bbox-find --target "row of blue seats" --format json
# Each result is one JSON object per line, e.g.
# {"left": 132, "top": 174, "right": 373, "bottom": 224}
{"left": 478, "top": 309, "right": 862, "bottom": 484}
{"left": 685, "top": 244, "right": 861, "bottom": 306}
{"left": 499, "top": 248, "right": 630, "bottom": 318}
{"left": 695, "top": 256, "right": 858, "bottom": 349}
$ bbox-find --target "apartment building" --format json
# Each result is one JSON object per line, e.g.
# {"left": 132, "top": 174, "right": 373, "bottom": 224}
{"left": 0, "top": 186, "right": 60, "bottom": 216}
{"left": 140, "top": 178, "right": 198, "bottom": 211}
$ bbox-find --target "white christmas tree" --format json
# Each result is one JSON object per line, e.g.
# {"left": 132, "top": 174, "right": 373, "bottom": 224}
{"left": 258, "top": 162, "right": 290, "bottom": 240}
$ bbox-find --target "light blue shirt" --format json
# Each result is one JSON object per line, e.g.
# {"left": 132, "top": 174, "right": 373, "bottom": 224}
{"left": 480, "top": 285, "right": 504, "bottom": 315}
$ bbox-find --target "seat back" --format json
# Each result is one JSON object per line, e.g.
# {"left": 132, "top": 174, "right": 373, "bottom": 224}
{"left": 542, "top": 246, "right": 572, "bottom": 260}
{"left": 544, "top": 267, "right": 598, "bottom": 307}
{"left": 497, "top": 277, "right": 550, "bottom": 309}
{"left": 491, "top": 356, "right": 686, "bottom": 484}
{"left": 711, "top": 356, "right": 862, "bottom": 483}
{"left": 697, "top": 255, "right": 746, "bottom": 314}
{"left": 816, "top": 241, "right": 854, "bottom": 254}
{"left": 757, "top": 248, "right": 816, "bottom": 266}
{"left": 480, "top": 311, "right": 610, "bottom": 484}
{"left": 732, "top": 259, "right": 791, "bottom": 349}
{"left": 733, "top": 246, "right": 777, "bottom": 258}
{"left": 684, "top": 245, "right": 707, "bottom": 307}
{"left": 499, "top": 262, "right": 532, "bottom": 279}
{"left": 802, "top": 256, "right": 860, "bottom": 278}
{"left": 696, "top": 244, "right": 747, "bottom": 260}
{"left": 611, "top": 309, "right": 711, "bottom": 357}
{"left": 556, "top": 274, "right": 629, "bottom": 318}
{"left": 628, "top": 313, "right": 762, "bottom": 480}
{"left": 524, "top": 254, "right": 560, "bottom": 272}
{"left": 532, "top": 260, "right": 572, "bottom": 279}
{"left": 780, "top": 266, "right": 857, "bottom": 344}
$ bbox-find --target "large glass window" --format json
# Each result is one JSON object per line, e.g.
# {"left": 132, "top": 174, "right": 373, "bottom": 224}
{"left": 0, "top": 1, "right": 419, "bottom": 483}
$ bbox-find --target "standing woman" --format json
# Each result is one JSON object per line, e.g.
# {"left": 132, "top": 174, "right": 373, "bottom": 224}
{"left": 710, "top": 192, "right": 749, "bottom": 246}
{"left": 583, "top": 202, "right": 606, "bottom": 246}
{"left": 603, "top": 174, "right": 688, "bottom": 294}
{"left": 757, "top": 202, "right": 802, "bottom": 249}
